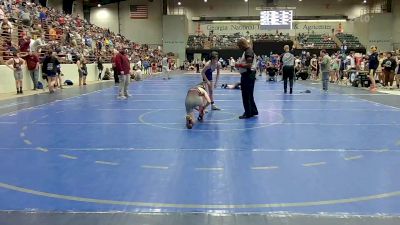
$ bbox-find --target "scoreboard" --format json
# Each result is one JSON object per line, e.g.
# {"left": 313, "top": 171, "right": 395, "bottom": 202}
{"left": 260, "top": 10, "right": 293, "bottom": 30}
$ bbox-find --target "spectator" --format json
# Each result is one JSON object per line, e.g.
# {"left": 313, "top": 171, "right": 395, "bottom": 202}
{"left": 97, "top": 56, "right": 103, "bottom": 80}
{"left": 29, "top": 35, "right": 46, "bottom": 52}
{"left": 0, "top": 6, "right": 5, "bottom": 21}
{"left": 320, "top": 50, "right": 331, "bottom": 92}
{"left": 103, "top": 68, "right": 111, "bottom": 80}
{"left": 25, "top": 51, "right": 40, "bottom": 90}
{"left": 49, "top": 26, "right": 57, "bottom": 41}
{"left": 114, "top": 48, "right": 131, "bottom": 99}
{"left": 381, "top": 52, "right": 397, "bottom": 88}
{"left": 0, "top": 17, "right": 13, "bottom": 36}
{"left": 19, "top": 35, "right": 30, "bottom": 52}
{"left": 19, "top": 8, "right": 30, "bottom": 26}
{"left": 39, "top": 7, "right": 47, "bottom": 22}
{"left": 77, "top": 57, "right": 87, "bottom": 86}
{"left": 111, "top": 49, "right": 119, "bottom": 84}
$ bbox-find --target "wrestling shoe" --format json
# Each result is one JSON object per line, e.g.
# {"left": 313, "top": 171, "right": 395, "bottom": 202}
{"left": 198, "top": 110, "right": 205, "bottom": 121}
{"left": 211, "top": 104, "right": 221, "bottom": 110}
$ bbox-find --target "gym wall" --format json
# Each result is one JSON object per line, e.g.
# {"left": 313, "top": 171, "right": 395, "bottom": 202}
{"left": 90, "top": 0, "right": 163, "bottom": 46}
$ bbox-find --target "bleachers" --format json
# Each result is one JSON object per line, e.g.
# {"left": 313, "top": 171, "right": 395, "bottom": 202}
{"left": 251, "top": 33, "right": 291, "bottom": 42}
{"left": 187, "top": 33, "right": 242, "bottom": 50}
{"left": 186, "top": 33, "right": 291, "bottom": 50}
{"left": 0, "top": 1, "right": 161, "bottom": 65}
{"left": 336, "top": 33, "right": 364, "bottom": 48}
{"left": 297, "top": 34, "right": 337, "bottom": 49}
{"left": 187, "top": 33, "right": 344, "bottom": 50}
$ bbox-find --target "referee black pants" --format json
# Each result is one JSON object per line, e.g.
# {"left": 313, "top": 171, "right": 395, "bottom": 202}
{"left": 240, "top": 70, "right": 258, "bottom": 117}
{"left": 282, "top": 66, "right": 294, "bottom": 92}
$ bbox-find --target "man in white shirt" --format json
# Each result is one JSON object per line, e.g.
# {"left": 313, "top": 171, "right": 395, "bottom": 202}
{"left": 0, "top": 6, "right": 5, "bottom": 21}
{"left": 0, "top": 17, "right": 13, "bottom": 34}
{"left": 229, "top": 57, "right": 236, "bottom": 72}
{"left": 29, "top": 36, "right": 46, "bottom": 53}
{"left": 347, "top": 52, "right": 355, "bottom": 69}
{"left": 162, "top": 55, "right": 170, "bottom": 79}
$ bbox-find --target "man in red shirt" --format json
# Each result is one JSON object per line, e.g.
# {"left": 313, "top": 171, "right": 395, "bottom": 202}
{"left": 114, "top": 48, "right": 131, "bottom": 99}
{"left": 58, "top": 17, "right": 65, "bottom": 26}
{"left": 19, "top": 36, "right": 31, "bottom": 53}
{"left": 25, "top": 51, "right": 40, "bottom": 90}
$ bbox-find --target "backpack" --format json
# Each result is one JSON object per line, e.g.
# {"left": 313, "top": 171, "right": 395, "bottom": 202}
{"left": 64, "top": 80, "right": 73, "bottom": 86}
{"left": 37, "top": 81, "right": 43, "bottom": 89}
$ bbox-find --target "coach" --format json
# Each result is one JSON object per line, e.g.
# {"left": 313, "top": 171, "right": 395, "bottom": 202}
{"left": 235, "top": 38, "right": 258, "bottom": 119}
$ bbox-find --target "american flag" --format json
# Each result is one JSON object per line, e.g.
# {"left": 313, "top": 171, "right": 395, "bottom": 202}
{"left": 130, "top": 5, "right": 148, "bottom": 19}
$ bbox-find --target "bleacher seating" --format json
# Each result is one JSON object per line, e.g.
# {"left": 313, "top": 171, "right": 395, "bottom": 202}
{"left": 186, "top": 33, "right": 291, "bottom": 50}
{"left": 187, "top": 33, "right": 242, "bottom": 50}
{"left": 336, "top": 33, "right": 364, "bottom": 48}
{"left": 297, "top": 34, "right": 337, "bottom": 49}
{"left": 251, "top": 33, "right": 290, "bottom": 42}
{"left": 0, "top": 1, "right": 162, "bottom": 65}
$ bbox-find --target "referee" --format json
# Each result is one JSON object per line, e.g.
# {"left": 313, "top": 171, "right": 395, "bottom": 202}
{"left": 281, "top": 45, "right": 295, "bottom": 94}
{"left": 235, "top": 38, "right": 258, "bottom": 119}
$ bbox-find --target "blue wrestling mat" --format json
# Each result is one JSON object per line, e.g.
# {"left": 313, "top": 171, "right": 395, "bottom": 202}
{"left": 0, "top": 74, "right": 400, "bottom": 224}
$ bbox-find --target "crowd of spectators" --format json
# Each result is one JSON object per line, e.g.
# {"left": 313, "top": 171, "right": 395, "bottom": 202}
{"left": 187, "top": 31, "right": 366, "bottom": 51}
{"left": 0, "top": 0, "right": 170, "bottom": 95}
{"left": 296, "top": 33, "right": 337, "bottom": 49}
{"left": 187, "top": 31, "right": 290, "bottom": 50}
{"left": 182, "top": 48, "right": 400, "bottom": 91}
{"left": 336, "top": 33, "right": 364, "bottom": 49}
{"left": 0, "top": 0, "right": 164, "bottom": 65}
{"left": 251, "top": 33, "right": 290, "bottom": 42}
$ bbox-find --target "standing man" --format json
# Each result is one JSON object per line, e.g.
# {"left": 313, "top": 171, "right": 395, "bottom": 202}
{"left": 304, "top": 52, "right": 311, "bottom": 75}
{"left": 381, "top": 52, "right": 397, "bottom": 88}
{"left": 229, "top": 57, "right": 236, "bottom": 72}
{"left": 25, "top": 51, "right": 40, "bottom": 90}
{"left": 115, "top": 48, "right": 131, "bottom": 99}
{"left": 162, "top": 54, "right": 170, "bottom": 80}
{"left": 320, "top": 50, "right": 331, "bottom": 92}
{"left": 235, "top": 38, "right": 258, "bottom": 119}
{"left": 111, "top": 49, "right": 119, "bottom": 84}
{"left": 281, "top": 45, "right": 295, "bottom": 94}
{"left": 195, "top": 58, "right": 200, "bottom": 73}
{"left": 97, "top": 56, "right": 104, "bottom": 80}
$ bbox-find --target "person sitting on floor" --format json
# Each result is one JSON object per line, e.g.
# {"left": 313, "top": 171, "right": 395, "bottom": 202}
{"left": 102, "top": 68, "right": 111, "bottom": 80}
{"left": 133, "top": 65, "right": 142, "bottom": 81}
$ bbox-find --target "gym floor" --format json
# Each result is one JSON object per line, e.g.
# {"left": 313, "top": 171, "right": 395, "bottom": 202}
{"left": 0, "top": 73, "right": 400, "bottom": 225}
